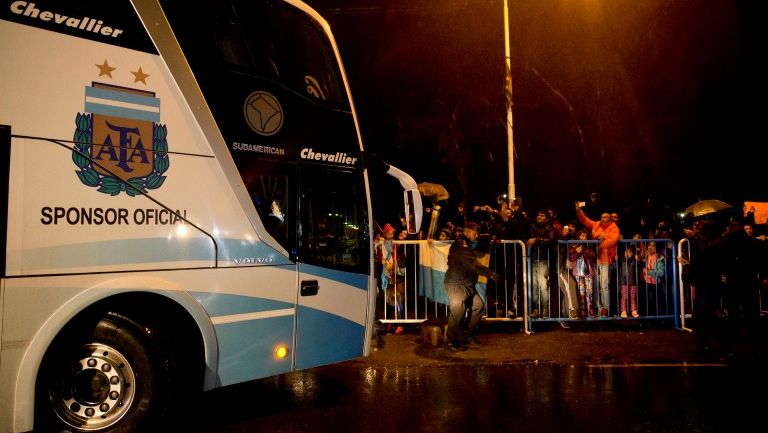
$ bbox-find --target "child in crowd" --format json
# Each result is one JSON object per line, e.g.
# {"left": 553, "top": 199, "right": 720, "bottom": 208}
{"left": 437, "top": 227, "right": 453, "bottom": 240}
{"left": 381, "top": 224, "right": 405, "bottom": 327}
{"left": 569, "top": 229, "right": 596, "bottom": 318}
{"left": 374, "top": 232, "right": 384, "bottom": 291}
{"left": 619, "top": 245, "right": 640, "bottom": 318}
{"left": 641, "top": 241, "right": 667, "bottom": 316}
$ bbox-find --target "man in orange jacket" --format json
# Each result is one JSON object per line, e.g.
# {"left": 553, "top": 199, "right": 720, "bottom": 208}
{"left": 576, "top": 203, "right": 620, "bottom": 317}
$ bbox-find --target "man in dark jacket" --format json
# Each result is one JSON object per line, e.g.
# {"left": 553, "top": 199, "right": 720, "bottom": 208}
{"left": 688, "top": 219, "right": 728, "bottom": 352}
{"left": 444, "top": 222, "right": 499, "bottom": 349}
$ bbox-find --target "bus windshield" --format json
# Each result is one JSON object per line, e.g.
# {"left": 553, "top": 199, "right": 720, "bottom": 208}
{"left": 160, "top": 0, "right": 348, "bottom": 108}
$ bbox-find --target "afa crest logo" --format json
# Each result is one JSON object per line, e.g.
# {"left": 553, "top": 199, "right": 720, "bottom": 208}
{"left": 72, "top": 82, "right": 169, "bottom": 196}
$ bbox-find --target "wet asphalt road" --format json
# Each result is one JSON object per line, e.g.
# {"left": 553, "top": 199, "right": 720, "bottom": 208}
{"left": 171, "top": 322, "right": 767, "bottom": 433}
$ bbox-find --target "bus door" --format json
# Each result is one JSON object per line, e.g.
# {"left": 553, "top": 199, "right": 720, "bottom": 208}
{"left": 295, "top": 165, "right": 370, "bottom": 369}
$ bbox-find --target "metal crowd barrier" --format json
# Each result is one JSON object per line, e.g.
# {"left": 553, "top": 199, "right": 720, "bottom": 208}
{"left": 378, "top": 238, "right": 686, "bottom": 334}
{"left": 677, "top": 238, "right": 693, "bottom": 331}
{"left": 529, "top": 239, "right": 681, "bottom": 332}
{"left": 377, "top": 240, "right": 447, "bottom": 324}
{"left": 377, "top": 239, "right": 528, "bottom": 327}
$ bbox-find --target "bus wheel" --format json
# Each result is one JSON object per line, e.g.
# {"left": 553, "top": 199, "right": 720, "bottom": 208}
{"left": 37, "top": 313, "right": 171, "bottom": 433}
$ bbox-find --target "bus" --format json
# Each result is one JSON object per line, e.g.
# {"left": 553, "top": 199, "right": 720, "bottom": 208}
{"left": 0, "top": 1, "right": 422, "bottom": 431}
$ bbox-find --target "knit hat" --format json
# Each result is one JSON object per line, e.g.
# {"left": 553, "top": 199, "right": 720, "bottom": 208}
{"left": 464, "top": 221, "right": 480, "bottom": 232}
{"left": 383, "top": 223, "right": 396, "bottom": 234}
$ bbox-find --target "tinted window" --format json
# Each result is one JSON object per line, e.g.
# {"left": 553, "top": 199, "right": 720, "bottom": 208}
{"left": 236, "top": 157, "right": 295, "bottom": 253}
{"left": 299, "top": 167, "right": 369, "bottom": 273}
{"left": 160, "top": 0, "right": 348, "bottom": 107}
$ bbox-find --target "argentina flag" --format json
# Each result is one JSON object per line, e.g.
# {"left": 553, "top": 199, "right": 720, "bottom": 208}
{"left": 85, "top": 83, "right": 160, "bottom": 122}
{"left": 418, "top": 241, "right": 489, "bottom": 306}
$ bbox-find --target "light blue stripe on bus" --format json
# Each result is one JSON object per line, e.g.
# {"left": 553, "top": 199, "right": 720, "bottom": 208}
{"left": 190, "top": 292, "right": 295, "bottom": 317}
{"left": 195, "top": 292, "right": 297, "bottom": 384}
{"left": 85, "top": 86, "right": 161, "bottom": 108}
{"left": 294, "top": 305, "right": 364, "bottom": 370}
{"left": 299, "top": 263, "right": 368, "bottom": 291}
{"left": 215, "top": 314, "right": 294, "bottom": 385}
{"left": 84, "top": 102, "right": 160, "bottom": 122}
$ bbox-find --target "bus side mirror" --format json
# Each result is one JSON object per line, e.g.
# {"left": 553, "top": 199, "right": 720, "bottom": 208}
{"left": 404, "top": 188, "right": 423, "bottom": 234}
{"left": 366, "top": 153, "right": 423, "bottom": 235}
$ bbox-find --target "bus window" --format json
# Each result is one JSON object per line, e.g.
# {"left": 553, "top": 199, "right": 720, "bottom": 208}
{"left": 299, "top": 167, "right": 369, "bottom": 273}
{"left": 236, "top": 157, "right": 296, "bottom": 252}
{"left": 160, "top": 0, "right": 348, "bottom": 107}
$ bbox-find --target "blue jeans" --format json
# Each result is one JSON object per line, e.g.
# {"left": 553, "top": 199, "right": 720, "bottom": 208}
{"left": 597, "top": 263, "right": 610, "bottom": 312}
{"left": 531, "top": 260, "right": 550, "bottom": 313}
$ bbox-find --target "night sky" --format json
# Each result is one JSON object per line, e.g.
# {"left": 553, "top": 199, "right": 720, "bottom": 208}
{"left": 304, "top": 0, "right": 766, "bottom": 225}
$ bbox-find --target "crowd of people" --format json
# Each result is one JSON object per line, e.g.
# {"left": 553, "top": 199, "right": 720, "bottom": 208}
{"left": 375, "top": 192, "right": 768, "bottom": 351}
{"left": 683, "top": 215, "right": 768, "bottom": 352}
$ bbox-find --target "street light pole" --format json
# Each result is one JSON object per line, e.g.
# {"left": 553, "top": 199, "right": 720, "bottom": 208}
{"left": 503, "top": 0, "right": 516, "bottom": 205}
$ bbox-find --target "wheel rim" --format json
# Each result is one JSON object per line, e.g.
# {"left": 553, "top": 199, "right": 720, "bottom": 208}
{"left": 52, "top": 343, "right": 137, "bottom": 431}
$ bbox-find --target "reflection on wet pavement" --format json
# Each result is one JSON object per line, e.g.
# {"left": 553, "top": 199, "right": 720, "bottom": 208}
{"left": 174, "top": 359, "right": 762, "bottom": 433}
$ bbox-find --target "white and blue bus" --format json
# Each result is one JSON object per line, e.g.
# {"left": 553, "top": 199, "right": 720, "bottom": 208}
{"left": 0, "top": 1, "right": 422, "bottom": 431}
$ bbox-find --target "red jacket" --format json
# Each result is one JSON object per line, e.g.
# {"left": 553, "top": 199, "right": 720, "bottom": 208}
{"left": 576, "top": 209, "right": 620, "bottom": 265}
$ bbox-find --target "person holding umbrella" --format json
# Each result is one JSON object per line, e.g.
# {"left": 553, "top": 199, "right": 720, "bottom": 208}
{"left": 682, "top": 199, "right": 733, "bottom": 352}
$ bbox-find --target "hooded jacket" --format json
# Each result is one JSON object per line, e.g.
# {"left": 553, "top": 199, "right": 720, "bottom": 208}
{"left": 576, "top": 208, "right": 620, "bottom": 265}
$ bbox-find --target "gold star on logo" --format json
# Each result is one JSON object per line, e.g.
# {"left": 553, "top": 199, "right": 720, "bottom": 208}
{"left": 96, "top": 60, "right": 116, "bottom": 78}
{"left": 131, "top": 67, "right": 150, "bottom": 84}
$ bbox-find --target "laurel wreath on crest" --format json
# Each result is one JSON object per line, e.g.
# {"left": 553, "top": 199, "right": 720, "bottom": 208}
{"left": 72, "top": 113, "right": 169, "bottom": 196}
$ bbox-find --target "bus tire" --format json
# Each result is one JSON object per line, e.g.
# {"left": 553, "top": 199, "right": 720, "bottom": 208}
{"left": 36, "top": 312, "right": 172, "bottom": 433}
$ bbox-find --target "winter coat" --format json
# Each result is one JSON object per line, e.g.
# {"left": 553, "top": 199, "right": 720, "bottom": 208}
{"left": 569, "top": 243, "right": 596, "bottom": 278}
{"left": 642, "top": 253, "right": 666, "bottom": 285}
{"left": 618, "top": 256, "right": 640, "bottom": 286}
{"left": 576, "top": 209, "right": 620, "bottom": 265}
{"left": 528, "top": 222, "right": 557, "bottom": 261}
{"left": 444, "top": 234, "right": 497, "bottom": 287}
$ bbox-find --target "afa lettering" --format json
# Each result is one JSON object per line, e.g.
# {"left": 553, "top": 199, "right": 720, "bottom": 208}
{"left": 94, "top": 121, "right": 149, "bottom": 172}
